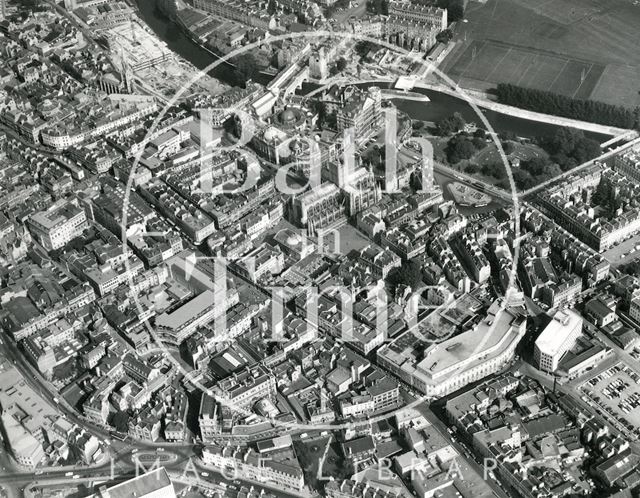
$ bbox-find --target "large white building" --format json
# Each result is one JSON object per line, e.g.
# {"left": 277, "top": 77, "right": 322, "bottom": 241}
{"left": 534, "top": 309, "right": 583, "bottom": 373}
{"left": 377, "top": 298, "right": 527, "bottom": 397}
{"left": 28, "top": 200, "right": 88, "bottom": 251}
{"left": 88, "top": 467, "right": 176, "bottom": 498}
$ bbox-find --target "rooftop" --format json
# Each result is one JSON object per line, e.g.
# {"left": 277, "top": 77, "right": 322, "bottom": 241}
{"left": 535, "top": 309, "right": 582, "bottom": 358}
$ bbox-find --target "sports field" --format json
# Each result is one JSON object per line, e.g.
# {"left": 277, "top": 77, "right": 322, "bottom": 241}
{"left": 448, "top": 40, "right": 604, "bottom": 100}
{"left": 442, "top": 0, "right": 640, "bottom": 107}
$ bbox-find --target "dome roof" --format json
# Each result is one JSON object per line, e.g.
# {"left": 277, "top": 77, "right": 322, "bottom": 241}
{"left": 286, "top": 234, "right": 301, "bottom": 246}
{"left": 281, "top": 108, "right": 297, "bottom": 123}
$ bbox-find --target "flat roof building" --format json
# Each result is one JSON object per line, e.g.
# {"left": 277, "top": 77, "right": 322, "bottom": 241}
{"left": 377, "top": 298, "right": 527, "bottom": 397}
{"left": 88, "top": 467, "right": 176, "bottom": 498}
{"left": 534, "top": 309, "right": 583, "bottom": 373}
{"left": 28, "top": 199, "right": 87, "bottom": 251}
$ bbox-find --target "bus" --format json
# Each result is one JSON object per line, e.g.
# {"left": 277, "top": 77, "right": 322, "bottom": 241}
{"left": 110, "top": 431, "right": 127, "bottom": 442}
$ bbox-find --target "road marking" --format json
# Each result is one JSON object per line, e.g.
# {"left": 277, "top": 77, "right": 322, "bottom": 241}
{"left": 571, "top": 63, "right": 594, "bottom": 99}
{"left": 457, "top": 40, "right": 487, "bottom": 81}
{"left": 483, "top": 47, "right": 512, "bottom": 82}
{"left": 546, "top": 58, "right": 570, "bottom": 92}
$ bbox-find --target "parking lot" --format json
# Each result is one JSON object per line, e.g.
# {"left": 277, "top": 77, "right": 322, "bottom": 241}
{"left": 580, "top": 361, "right": 640, "bottom": 439}
{"left": 602, "top": 233, "right": 640, "bottom": 267}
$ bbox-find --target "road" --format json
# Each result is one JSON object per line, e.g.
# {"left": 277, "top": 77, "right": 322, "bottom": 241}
{"left": 5, "top": 452, "right": 300, "bottom": 498}
{"left": 417, "top": 404, "right": 510, "bottom": 498}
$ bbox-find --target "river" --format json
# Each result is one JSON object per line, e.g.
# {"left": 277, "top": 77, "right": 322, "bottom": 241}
{"left": 134, "top": 0, "right": 611, "bottom": 144}
{"left": 133, "top": 0, "right": 272, "bottom": 85}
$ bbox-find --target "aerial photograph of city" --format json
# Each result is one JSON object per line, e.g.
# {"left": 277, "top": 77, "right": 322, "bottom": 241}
{"left": 0, "top": 0, "right": 639, "bottom": 496}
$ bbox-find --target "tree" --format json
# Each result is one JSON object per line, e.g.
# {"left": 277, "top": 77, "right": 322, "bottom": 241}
{"left": 573, "top": 137, "right": 601, "bottom": 163}
{"left": 267, "top": 0, "right": 277, "bottom": 15}
{"left": 621, "top": 260, "right": 640, "bottom": 277}
{"left": 472, "top": 137, "right": 488, "bottom": 150}
{"left": 521, "top": 157, "right": 551, "bottom": 176}
{"left": 336, "top": 57, "right": 348, "bottom": 72}
{"left": 473, "top": 128, "right": 486, "bottom": 139}
{"left": 481, "top": 162, "right": 505, "bottom": 179}
{"left": 465, "top": 164, "right": 480, "bottom": 174}
{"left": 512, "top": 169, "right": 536, "bottom": 190}
{"left": 355, "top": 41, "right": 379, "bottom": 60}
{"left": 386, "top": 259, "right": 422, "bottom": 292}
{"left": 503, "top": 141, "right": 515, "bottom": 155}
{"left": 232, "top": 53, "right": 260, "bottom": 87}
{"left": 496, "top": 83, "right": 638, "bottom": 129}
{"left": 549, "top": 127, "right": 582, "bottom": 156}
{"left": 446, "top": 136, "right": 476, "bottom": 163}
{"left": 436, "top": 112, "right": 466, "bottom": 136}
{"left": 112, "top": 411, "right": 130, "bottom": 433}
{"left": 541, "top": 127, "right": 601, "bottom": 171}
{"left": 436, "top": 29, "right": 454, "bottom": 43}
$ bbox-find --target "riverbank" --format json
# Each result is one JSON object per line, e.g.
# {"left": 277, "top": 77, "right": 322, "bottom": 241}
{"left": 381, "top": 89, "right": 430, "bottom": 102}
{"left": 413, "top": 80, "right": 633, "bottom": 140}
{"left": 135, "top": 0, "right": 275, "bottom": 87}
{"left": 134, "top": 5, "right": 625, "bottom": 144}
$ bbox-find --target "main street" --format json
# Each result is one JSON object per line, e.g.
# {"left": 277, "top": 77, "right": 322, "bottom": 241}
{"left": 417, "top": 404, "right": 511, "bottom": 498}
{"left": 0, "top": 449, "right": 299, "bottom": 498}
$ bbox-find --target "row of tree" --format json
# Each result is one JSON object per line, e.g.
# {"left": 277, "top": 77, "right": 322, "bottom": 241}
{"left": 495, "top": 83, "right": 640, "bottom": 129}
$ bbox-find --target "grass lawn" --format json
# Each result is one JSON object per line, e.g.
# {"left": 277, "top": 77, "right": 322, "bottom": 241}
{"left": 473, "top": 141, "right": 547, "bottom": 167}
{"left": 442, "top": 0, "right": 640, "bottom": 107}
{"left": 448, "top": 140, "right": 550, "bottom": 190}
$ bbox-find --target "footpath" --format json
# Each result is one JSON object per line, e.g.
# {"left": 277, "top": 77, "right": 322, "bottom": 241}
{"left": 414, "top": 80, "right": 634, "bottom": 138}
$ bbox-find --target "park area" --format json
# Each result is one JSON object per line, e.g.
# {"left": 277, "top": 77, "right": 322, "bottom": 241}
{"left": 441, "top": 0, "right": 640, "bottom": 107}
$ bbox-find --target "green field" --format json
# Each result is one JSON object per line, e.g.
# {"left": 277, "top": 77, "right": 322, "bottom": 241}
{"left": 447, "top": 40, "right": 604, "bottom": 100}
{"left": 442, "top": 0, "right": 640, "bottom": 107}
